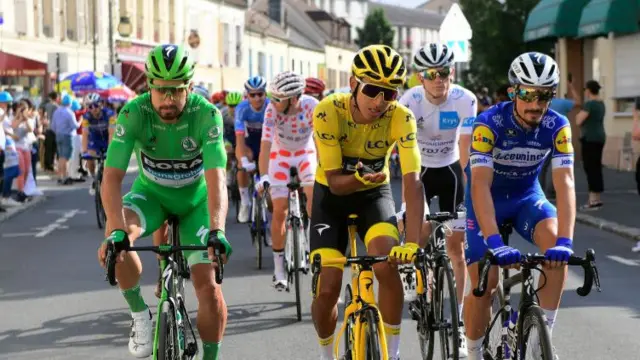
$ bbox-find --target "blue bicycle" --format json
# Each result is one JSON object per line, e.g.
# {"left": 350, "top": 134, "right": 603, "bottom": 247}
{"left": 249, "top": 172, "right": 270, "bottom": 269}
{"left": 82, "top": 152, "right": 107, "bottom": 229}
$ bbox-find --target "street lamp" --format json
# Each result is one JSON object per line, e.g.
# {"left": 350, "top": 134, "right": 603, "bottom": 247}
{"left": 118, "top": 16, "right": 133, "bottom": 38}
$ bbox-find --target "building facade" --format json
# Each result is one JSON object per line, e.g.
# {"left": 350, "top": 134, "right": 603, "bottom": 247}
{"left": 524, "top": 0, "right": 640, "bottom": 169}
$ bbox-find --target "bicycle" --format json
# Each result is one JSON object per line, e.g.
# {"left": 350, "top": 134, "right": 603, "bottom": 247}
{"left": 311, "top": 214, "right": 396, "bottom": 360}
{"left": 82, "top": 152, "right": 107, "bottom": 229}
{"left": 104, "top": 215, "right": 225, "bottom": 360}
{"left": 249, "top": 171, "right": 270, "bottom": 269}
{"left": 473, "top": 222, "right": 601, "bottom": 360}
{"left": 227, "top": 159, "right": 241, "bottom": 222}
{"left": 406, "top": 211, "right": 465, "bottom": 360}
{"left": 271, "top": 166, "right": 312, "bottom": 321}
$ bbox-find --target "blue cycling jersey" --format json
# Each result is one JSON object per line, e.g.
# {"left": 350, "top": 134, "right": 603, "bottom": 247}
{"left": 82, "top": 108, "right": 116, "bottom": 152}
{"left": 233, "top": 99, "right": 270, "bottom": 157}
{"left": 466, "top": 101, "right": 574, "bottom": 195}
{"left": 464, "top": 102, "right": 575, "bottom": 264}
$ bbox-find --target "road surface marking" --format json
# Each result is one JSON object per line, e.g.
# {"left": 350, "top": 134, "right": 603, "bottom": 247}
{"left": 35, "top": 209, "right": 81, "bottom": 238}
{"left": 607, "top": 255, "right": 640, "bottom": 266}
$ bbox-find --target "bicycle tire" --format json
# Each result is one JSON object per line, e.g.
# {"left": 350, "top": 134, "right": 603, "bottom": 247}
{"left": 292, "top": 220, "right": 302, "bottom": 321}
{"left": 343, "top": 284, "right": 354, "bottom": 359}
{"left": 94, "top": 181, "right": 105, "bottom": 229}
{"left": 519, "top": 305, "right": 554, "bottom": 360}
{"left": 169, "top": 222, "right": 190, "bottom": 281}
{"left": 417, "top": 267, "right": 436, "bottom": 360}
{"left": 254, "top": 198, "right": 263, "bottom": 270}
{"left": 157, "top": 301, "right": 179, "bottom": 360}
{"left": 483, "top": 286, "right": 506, "bottom": 360}
{"left": 435, "top": 260, "right": 460, "bottom": 360}
{"left": 363, "top": 308, "right": 383, "bottom": 360}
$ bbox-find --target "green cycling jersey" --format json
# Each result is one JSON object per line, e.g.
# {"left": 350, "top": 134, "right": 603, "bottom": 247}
{"left": 105, "top": 92, "right": 229, "bottom": 265}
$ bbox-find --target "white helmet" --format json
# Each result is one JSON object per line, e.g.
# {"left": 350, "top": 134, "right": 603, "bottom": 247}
{"left": 84, "top": 92, "right": 101, "bottom": 105}
{"left": 508, "top": 52, "right": 559, "bottom": 88}
{"left": 269, "top": 71, "right": 305, "bottom": 98}
{"left": 413, "top": 43, "right": 455, "bottom": 70}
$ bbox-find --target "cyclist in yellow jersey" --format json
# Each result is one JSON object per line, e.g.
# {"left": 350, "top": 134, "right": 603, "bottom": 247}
{"left": 310, "top": 44, "right": 425, "bottom": 360}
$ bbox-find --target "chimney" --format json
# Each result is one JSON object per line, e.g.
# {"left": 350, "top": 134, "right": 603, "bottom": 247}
{"left": 267, "top": 0, "right": 284, "bottom": 26}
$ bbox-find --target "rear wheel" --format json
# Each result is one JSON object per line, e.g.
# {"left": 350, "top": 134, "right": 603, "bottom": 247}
{"left": 157, "top": 301, "right": 179, "bottom": 360}
{"left": 292, "top": 220, "right": 302, "bottom": 321}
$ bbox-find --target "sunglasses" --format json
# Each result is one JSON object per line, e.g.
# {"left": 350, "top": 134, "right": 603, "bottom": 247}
{"left": 422, "top": 68, "right": 452, "bottom": 81}
{"left": 248, "top": 92, "right": 265, "bottom": 98}
{"left": 88, "top": 103, "right": 101, "bottom": 109}
{"left": 516, "top": 88, "right": 555, "bottom": 103}
{"left": 356, "top": 78, "right": 399, "bottom": 102}
{"left": 149, "top": 83, "right": 189, "bottom": 97}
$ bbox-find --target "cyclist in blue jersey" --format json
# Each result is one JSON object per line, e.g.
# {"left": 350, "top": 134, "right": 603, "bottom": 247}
{"left": 235, "top": 76, "right": 270, "bottom": 222}
{"left": 463, "top": 52, "right": 575, "bottom": 360}
{"left": 81, "top": 92, "right": 116, "bottom": 195}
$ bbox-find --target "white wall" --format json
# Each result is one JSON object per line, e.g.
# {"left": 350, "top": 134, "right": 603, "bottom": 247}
{"left": 246, "top": 32, "right": 289, "bottom": 82}
{"left": 288, "top": 46, "right": 325, "bottom": 77}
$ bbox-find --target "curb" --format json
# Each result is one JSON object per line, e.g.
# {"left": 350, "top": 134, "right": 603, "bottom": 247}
{"left": 0, "top": 195, "right": 49, "bottom": 223}
{"left": 576, "top": 212, "right": 640, "bottom": 242}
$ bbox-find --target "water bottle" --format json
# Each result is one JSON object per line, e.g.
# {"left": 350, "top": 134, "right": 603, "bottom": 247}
{"left": 175, "top": 310, "right": 185, "bottom": 352}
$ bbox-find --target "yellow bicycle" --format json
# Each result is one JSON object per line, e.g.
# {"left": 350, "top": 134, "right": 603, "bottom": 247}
{"left": 311, "top": 214, "right": 389, "bottom": 360}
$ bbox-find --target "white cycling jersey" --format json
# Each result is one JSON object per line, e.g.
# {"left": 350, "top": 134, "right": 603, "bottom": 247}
{"left": 399, "top": 84, "right": 477, "bottom": 168}
{"left": 262, "top": 94, "right": 318, "bottom": 198}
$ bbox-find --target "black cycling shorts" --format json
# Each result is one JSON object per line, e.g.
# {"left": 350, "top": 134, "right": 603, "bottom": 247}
{"left": 420, "top": 160, "right": 465, "bottom": 214}
{"left": 309, "top": 182, "right": 398, "bottom": 269}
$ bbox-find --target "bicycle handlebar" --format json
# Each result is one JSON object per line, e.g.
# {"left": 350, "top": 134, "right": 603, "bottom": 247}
{"left": 473, "top": 249, "right": 601, "bottom": 298}
{"left": 82, "top": 153, "right": 106, "bottom": 160}
{"left": 425, "top": 211, "right": 465, "bottom": 222}
{"left": 311, "top": 254, "right": 389, "bottom": 273}
{"left": 104, "top": 241, "right": 226, "bottom": 286}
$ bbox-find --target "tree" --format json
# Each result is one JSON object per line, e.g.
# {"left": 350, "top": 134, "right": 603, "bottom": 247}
{"left": 458, "top": 0, "right": 556, "bottom": 93}
{"left": 356, "top": 8, "right": 395, "bottom": 48}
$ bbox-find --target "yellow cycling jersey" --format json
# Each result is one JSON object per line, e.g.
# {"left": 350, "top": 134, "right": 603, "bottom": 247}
{"left": 313, "top": 92, "right": 421, "bottom": 191}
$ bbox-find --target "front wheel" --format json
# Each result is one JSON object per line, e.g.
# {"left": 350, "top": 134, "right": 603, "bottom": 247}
{"left": 343, "top": 284, "right": 354, "bottom": 360}
{"left": 94, "top": 180, "right": 106, "bottom": 229}
{"left": 252, "top": 197, "right": 263, "bottom": 270}
{"left": 292, "top": 221, "right": 302, "bottom": 321}
{"left": 363, "top": 309, "right": 383, "bottom": 360}
{"left": 435, "top": 261, "right": 460, "bottom": 360}
{"left": 519, "top": 305, "right": 554, "bottom": 359}
{"left": 156, "top": 301, "right": 179, "bottom": 360}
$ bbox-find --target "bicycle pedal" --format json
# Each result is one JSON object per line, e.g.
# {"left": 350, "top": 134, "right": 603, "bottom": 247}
{"left": 408, "top": 302, "right": 420, "bottom": 321}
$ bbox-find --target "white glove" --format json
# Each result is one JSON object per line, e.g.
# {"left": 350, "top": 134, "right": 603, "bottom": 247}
{"left": 257, "top": 175, "right": 270, "bottom": 192}
{"left": 395, "top": 202, "right": 407, "bottom": 222}
{"left": 241, "top": 156, "right": 256, "bottom": 172}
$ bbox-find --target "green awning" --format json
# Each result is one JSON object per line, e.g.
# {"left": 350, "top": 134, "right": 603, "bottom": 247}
{"left": 577, "top": 0, "right": 639, "bottom": 38}
{"left": 523, "top": 0, "right": 591, "bottom": 42}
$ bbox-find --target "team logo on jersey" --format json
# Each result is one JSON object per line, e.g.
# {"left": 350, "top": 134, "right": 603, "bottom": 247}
{"left": 182, "top": 137, "right": 198, "bottom": 152}
{"left": 439, "top": 111, "right": 460, "bottom": 130}
{"left": 462, "top": 117, "right": 475, "bottom": 127}
{"left": 554, "top": 126, "right": 573, "bottom": 154}
{"left": 315, "top": 111, "right": 327, "bottom": 122}
{"left": 398, "top": 132, "right": 417, "bottom": 149}
{"left": 208, "top": 125, "right": 221, "bottom": 139}
{"left": 471, "top": 125, "right": 494, "bottom": 152}
{"left": 115, "top": 124, "right": 125, "bottom": 137}
{"left": 506, "top": 128, "right": 517, "bottom": 138}
{"left": 412, "top": 91, "right": 423, "bottom": 103}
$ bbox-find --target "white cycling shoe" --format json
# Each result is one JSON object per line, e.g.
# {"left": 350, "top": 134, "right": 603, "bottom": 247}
{"left": 238, "top": 203, "right": 251, "bottom": 223}
{"left": 458, "top": 326, "right": 469, "bottom": 358}
{"left": 399, "top": 264, "right": 418, "bottom": 302}
{"left": 128, "top": 308, "right": 153, "bottom": 358}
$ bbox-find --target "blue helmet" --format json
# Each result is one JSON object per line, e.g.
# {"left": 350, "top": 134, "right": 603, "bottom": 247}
{"left": 244, "top": 76, "right": 267, "bottom": 92}
{"left": 191, "top": 85, "right": 210, "bottom": 100}
{"left": 0, "top": 91, "right": 13, "bottom": 103}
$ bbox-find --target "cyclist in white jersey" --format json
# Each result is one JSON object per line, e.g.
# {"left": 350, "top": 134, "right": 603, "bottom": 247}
{"left": 256, "top": 71, "right": 318, "bottom": 289}
{"left": 398, "top": 43, "right": 477, "bottom": 358}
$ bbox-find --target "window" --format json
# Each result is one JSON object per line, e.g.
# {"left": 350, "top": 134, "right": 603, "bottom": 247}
{"left": 291, "top": 59, "right": 295, "bottom": 71}
{"left": 235, "top": 25, "right": 242, "bottom": 67}
{"left": 87, "top": 0, "right": 100, "bottom": 44}
{"left": 270, "top": 55, "right": 274, "bottom": 79}
{"left": 327, "top": 68, "right": 336, "bottom": 89}
{"left": 222, "top": 23, "right": 230, "bottom": 66}
{"left": 300, "top": 61, "right": 303, "bottom": 75}
{"left": 43, "top": 0, "right": 54, "bottom": 38}
{"left": 339, "top": 71, "right": 348, "bottom": 87}
{"left": 280, "top": 56, "right": 284, "bottom": 72}
{"left": 249, "top": 50, "right": 253, "bottom": 77}
{"left": 76, "top": 0, "right": 86, "bottom": 43}
{"left": 258, "top": 51, "right": 266, "bottom": 76}
{"left": 169, "top": 0, "right": 175, "bottom": 42}
{"left": 136, "top": 0, "right": 144, "bottom": 39}
{"left": 616, "top": 98, "right": 636, "bottom": 114}
{"left": 308, "top": 62, "right": 311, "bottom": 76}
{"left": 14, "top": 0, "right": 29, "bottom": 36}
{"left": 153, "top": 0, "right": 160, "bottom": 42}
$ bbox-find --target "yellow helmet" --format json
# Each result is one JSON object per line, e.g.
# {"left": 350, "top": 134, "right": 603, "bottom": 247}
{"left": 351, "top": 45, "right": 407, "bottom": 88}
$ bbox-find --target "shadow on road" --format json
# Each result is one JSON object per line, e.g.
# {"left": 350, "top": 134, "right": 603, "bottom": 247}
{"left": 0, "top": 308, "right": 130, "bottom": 356}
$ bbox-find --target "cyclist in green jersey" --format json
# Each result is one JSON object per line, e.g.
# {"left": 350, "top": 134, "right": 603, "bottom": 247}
{"left": 97, "top": 44, "right": 231, "bottom": 360}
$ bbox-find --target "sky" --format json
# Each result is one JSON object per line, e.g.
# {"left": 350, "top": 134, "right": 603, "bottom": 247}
{"left": 372, "top": 0, "right": 428, "bottom": 8}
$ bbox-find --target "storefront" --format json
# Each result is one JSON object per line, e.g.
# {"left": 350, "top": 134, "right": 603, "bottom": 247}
{"left": 114, "top": 39, "right": 153, "bottom": 93}
{"left": 523, "top": 0, "right": 640, "bottom": 169}
{"left": 0, "top": 51, "right": 48, "bottom": 103}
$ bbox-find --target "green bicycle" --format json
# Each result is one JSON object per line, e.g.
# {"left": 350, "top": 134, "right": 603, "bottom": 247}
{"left": 104, "top": 216, "right": 225, "bottom": 360}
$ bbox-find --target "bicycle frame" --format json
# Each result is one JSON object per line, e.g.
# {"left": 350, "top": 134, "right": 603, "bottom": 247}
{"left": 319, "top": 214, "right": 389, "bottom": 360}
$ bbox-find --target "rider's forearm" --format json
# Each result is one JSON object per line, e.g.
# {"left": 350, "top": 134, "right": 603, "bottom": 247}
{"left": 102, "top": 168, "right": 127, "bottom": 236}
{"left": 325, "top": 172, "right": 366, "bottom": 196}
{"left": 459, "top": 135, "right": 471, "bottom": 171}
{"left": 403, "top": 173, "right": 424, "bottom": 244}
{"left": 82, "top": 132, "right": 88, "bottom": 152}
{"left": 108, "top": 128, "right": 114, "bottom": 143}
{"left": 258, "top": 141, "right": 271, "bottom": 176}
{"left": 235, "top": 134, "right": 247, "bottom": 162}
{"left": 553, "top": 172, "right": 576, "bottom": 240}
{"left": 205, "top": 169, "right": 228, "bottom": 232}
{"left": 471, "top": 181, "right": 499, "bottom": 239}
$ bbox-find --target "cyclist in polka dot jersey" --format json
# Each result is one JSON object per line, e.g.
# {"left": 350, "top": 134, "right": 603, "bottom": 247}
{"left": 257, "top": 71, "right": 319, "bottom": 290}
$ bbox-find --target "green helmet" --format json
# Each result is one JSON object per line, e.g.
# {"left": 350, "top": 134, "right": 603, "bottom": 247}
{"left": 145, "top": 44, "right": 195, "bottom": 82}
{"left": 225, "top": 91, "right": 243, "bottom": 106}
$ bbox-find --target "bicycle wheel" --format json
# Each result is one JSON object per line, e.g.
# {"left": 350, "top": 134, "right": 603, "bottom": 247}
{"left": 519, "top": 305, "right": 554, "bottom": 359}
{"left": 484, "top": 286, "right": 506, "bottom": 360}
{"left": 416, "top": 268, "right": 436, "bottom": 360}
{"left": 363, "top": 309, "right": 383, "bottom": 360}
{"left": 94, "top": 180, "right": 105, "bottom": 229}
{"left": 343, "top": 284, "right": 354, "bottom": 359}
{"left": 292, "top": 219, "right": 302, "bottom": 321}
{"left": 253, "top": 196, "right": 263, "bottom": 270}
{"left": 157, "top": 301, "right": 179, "bottom": 360}
{"left": 434, "top": 260, "right": 460, "bottom": 360}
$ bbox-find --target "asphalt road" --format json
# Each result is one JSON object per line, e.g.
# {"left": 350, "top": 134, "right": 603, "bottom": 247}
{"left": 1, "top": 174, "right": 639, "bottom": 359}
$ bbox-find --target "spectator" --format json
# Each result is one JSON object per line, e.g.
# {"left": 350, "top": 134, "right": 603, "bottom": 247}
{"left": 9, "top": 99, "right": 37, "bottom": 202}
{"left": 539, "top": 79, "right": 582, "bottom": 198}
{"left": 477, "top": 86, "right": 493, "bottom": 113}
{"left": 40, "top": 92, "right": 58, "bottom": 172}
{"left": 68, "top": 99, "right": 86, "bottom": 181}
{"left": 575, "top": 80, "right": 606, "bottom": 210}
{"left": 1, "top": 124, "right": 21, "bottom": 207}
{"left": 50, "top": 94, "right": 79, "bottom": 185}
{"left": 43, "top": 91, "right": 59, "bottom": 120}
{"left": 494, "top": 84, "right": 511, "bottom": 103}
